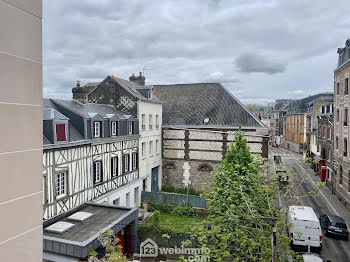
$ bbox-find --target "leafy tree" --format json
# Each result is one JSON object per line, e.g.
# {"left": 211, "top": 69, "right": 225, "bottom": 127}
{"left": 187, "top": 129, "right": 279, "bottom": 261}
{"left": 245, "top": 103, "right": 263, "bottom": 112}
{"left": 88, "top": 229, "right": 128, "bottom": 262}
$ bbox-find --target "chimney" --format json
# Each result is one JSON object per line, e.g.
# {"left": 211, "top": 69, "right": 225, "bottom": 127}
{"left": 129, "top": 72, "right": 145, "bottom": 86}
{"left": 72, "top": 80, "right": 87, "bottom": 104}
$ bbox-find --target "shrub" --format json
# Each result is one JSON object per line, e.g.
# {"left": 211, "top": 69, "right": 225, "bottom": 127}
{"left": 147, "top": 205, "right": 155, "bottom": 212}
{"left": 173, "top": 205, "right": 196, "bottom": 217}
{"left": 162, "top": 186, "right": 201, "bottom": 196}
{"left": 148, "top": 203, "right": 172, "bottom": 213}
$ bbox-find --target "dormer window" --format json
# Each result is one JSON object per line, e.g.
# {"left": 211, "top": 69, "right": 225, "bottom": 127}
{"left": 128, "top": 122, "right": 133, "bottom": 135}
{"left": 94, "top": 121, "right": 101, "bottom": 138}
{"left": 56, "top": 124, "right": 67, "bottom": 142}
{"left": 111, "top": 121, "right": 118, "bottom": 136}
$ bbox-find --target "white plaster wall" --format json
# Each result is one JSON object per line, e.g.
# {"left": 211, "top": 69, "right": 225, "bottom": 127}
{"left": 138, "top": 100, "right": 163, "bottom": 191}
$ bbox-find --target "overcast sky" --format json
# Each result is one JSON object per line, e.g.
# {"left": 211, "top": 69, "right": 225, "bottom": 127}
{"left": 43, "top": 0, "right": 350, "bottom": 104}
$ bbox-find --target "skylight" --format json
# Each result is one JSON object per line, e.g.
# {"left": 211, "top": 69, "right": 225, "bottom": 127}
{"left": 67, "top": 212, "right": 93, "bottom": 222}
{"left": 203, "top": 118, "right": 210, "bottom": 123}
{"left": 45, "top": 221, "right": 75, "bottom": 234}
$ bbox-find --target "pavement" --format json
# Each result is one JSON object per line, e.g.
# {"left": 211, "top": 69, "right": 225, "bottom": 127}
{"left": 269, "top": 146, "right": 350, "bottom": 262}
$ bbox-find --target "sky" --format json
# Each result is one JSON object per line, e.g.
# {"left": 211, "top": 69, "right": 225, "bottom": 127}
{"left": 43, "top": 0, "right": 350, "bottom": 105}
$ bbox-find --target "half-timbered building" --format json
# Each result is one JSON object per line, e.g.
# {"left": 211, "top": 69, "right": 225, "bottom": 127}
{"left": 43, "top": 99, "right": 141, "bottom": 220}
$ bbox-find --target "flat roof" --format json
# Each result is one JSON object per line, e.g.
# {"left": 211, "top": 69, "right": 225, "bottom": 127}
{"left": 43, "top": 203, "right": 138, "bottom": 258}
{"left": 289, "top": 206, "right": 318, "bottom": 222}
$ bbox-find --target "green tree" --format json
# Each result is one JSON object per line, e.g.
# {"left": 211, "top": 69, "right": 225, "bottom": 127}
{"left": 191, "top": 129, "right": 279, "bottom": 261}
{"left": 88, "top": 229, "right": 128, "bottom": 262}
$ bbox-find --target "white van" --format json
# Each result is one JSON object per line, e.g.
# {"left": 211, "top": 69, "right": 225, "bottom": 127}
{"left": 287, "top": 206, "right": 322, "bottom": 252}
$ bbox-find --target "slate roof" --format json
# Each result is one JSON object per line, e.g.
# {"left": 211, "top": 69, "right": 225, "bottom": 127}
{"left": 51, "top": 99, "right": 128, "bottom": 119}
{"left": 85, "top": 76, "right": 161, "bottom": 104}
{"left": 153, "top": 83, "right": 264, "bottom": 127}
{"left": 287, "top": 93, "right": 333, "bottom": 114}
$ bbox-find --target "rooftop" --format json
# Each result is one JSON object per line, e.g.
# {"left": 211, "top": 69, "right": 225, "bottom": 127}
{"left": 153, "top": 83, "right": 264, "bottom": 128}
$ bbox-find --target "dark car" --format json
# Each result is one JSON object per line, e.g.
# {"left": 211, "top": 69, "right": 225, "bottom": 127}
{"left": 319, "top": 214, "right": 349, "bottom": 239}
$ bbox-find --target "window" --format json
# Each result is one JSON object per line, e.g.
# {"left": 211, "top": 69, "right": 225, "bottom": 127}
{"left": 94, "top": 122, "right": 101, "bottom": 138}
{"left": 94, "top": 161, "right": 102, "bottom": 183}
{"left": 344, "top": 138, "right": 348, "bottom": 157}
{"left": 156, "top": 139, "right": 159, "bottom": 153}
{"left": 337, "top": 109, "right": 340, "bottom": 122}
{"left": 132, "top": 152, "right": 138, "bottom": 170}
{"left": 156, "top": 115, "right": 159, "bottom": 129}
{"left": 149, "top": 141, "right": 153, "bottom": 155}
{"left": 56, "top": 172, "right": 67, "bottom": 198}
{"left": 149, "top": 114, "right": 153, "bottom": 130}
{"left": 346, "top": 78, "right": 349, "bottom": 95}
{"left": 143, "top": 178, "right": 147, "bottom": 191}
{"left": 111, "top": 121, "right": 118, "bottom": 136}
{"left": 56, "top": 124, "right": 66, "bottom": 142}
{"left": 345, "top": 108, "right": 348, "bottom": 127}
{"left": 126, "top": 192, "right": 130, "bottom": 207}
{"left": 336, "top": 136, "right": 339, "bottom": 150}
{"left": 340, "top": 166, "right": 343, "bottom": 184}
{"left": 128, "top": 122, "right": 133, "bottom": 135}
{"left": 111, "top": 157, "right": 118, "bottom": 177}
{"left": 142, "top": 142, "right": 146, "bottom": 157}
{"left": 142, "top": 114, "right": 146, "bottom": 130}
{"left": 337, "top": 82, "right": 340, "bottom": 95}
{"left": 134, "top": 187, "right": 139, "bottom": 206}
{"left": 124, "top": 154, "right": 129, "bottom": 173}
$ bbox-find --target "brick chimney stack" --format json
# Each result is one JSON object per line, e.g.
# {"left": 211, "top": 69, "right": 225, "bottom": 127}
{"left": 72, "top": 80, "right": 87, "bottom": 103}
{"left": 129, "top": 72, "right": 145, "bottom": 86}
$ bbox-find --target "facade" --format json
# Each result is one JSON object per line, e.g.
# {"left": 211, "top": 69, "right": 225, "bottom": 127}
{"left": 0, "top": 1, "right": 43, "bottom": 261}
{"left": 333, "top": 39, "right": 350, "bottom": 208}
{"left": 74, "top": 73, "right": 163, "bottom": 192}
{"left": 153, "top": 83, "right": 269, "bottom": 191}
{"left": 283, "top": 114, "right": 307, "bottom": 153}
{"left": 43, "top": 99, "right": 142, "bottom": 220}
{"left": 317, "top": 103, "right": 334, "bottom": 190}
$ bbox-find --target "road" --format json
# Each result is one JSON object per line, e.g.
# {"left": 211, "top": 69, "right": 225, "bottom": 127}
{"left": 269, "top": 146, "right": 350, "bottom": 262}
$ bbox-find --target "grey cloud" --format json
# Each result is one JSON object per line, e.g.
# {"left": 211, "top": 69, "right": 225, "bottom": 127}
{"left": 235, "top": 53, "right": 287, "bottom": 74}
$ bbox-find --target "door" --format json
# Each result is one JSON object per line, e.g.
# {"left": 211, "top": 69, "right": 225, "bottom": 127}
{"left": 151, "top": 166, "right": 159, "bottom": 192}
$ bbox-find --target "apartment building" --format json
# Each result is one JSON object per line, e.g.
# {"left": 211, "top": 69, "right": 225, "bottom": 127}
{"left": 0, "top": 1, "right": 43, "bottom": 261}
{"left": 73, "top": 73, "right": 163, "bottom": 193}
{"left": 333, "top": 39, "right": 350, "bottom": 208}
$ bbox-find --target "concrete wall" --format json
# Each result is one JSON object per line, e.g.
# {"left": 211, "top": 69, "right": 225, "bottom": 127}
{"left": 0, "top": 1, "right": 43, "bottom": 261}
{"left": 141, "top": 191, "right": 207, "bottom": 208}
{"left": 138, "top": 100, "right": 162, "bottom": 191}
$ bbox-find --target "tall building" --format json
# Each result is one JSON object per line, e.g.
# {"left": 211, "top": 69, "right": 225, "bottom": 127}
{"left": 0, "top": 1, "right": 43, "bottom": 261}
{"left": 334, "top": 39, "right": 350, "bottom": 208}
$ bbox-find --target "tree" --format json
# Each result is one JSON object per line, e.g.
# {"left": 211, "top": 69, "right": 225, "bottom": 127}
{"left": 190, "top": 129, "right": 278, "bottom": 261}
{"left": 88, "top": 229, "right": 128, "bottom": 262}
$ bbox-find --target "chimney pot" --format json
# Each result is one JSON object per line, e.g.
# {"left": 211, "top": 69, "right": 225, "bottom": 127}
{"left": 139, "top": 72, "right": 142, "bottom": 77}
{"left": 76, "top": 81, "right": 80, "bottom": 88}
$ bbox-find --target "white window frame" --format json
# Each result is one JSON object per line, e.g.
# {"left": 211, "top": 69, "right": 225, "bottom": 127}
{"left": 128, "top": 122, "right": 133, "bottom": 135}
{"left": 124, "top": 154, "right": 129, "bottom": 173}
{"left": 94, "top": 121, "right": 101, "bottom": 138}
{"left": 95, "top": 161, "right": 102, "bottom": 183}
{"left": 142, "top": 142, "right": 146, "bottom": 158}
{"left": 112, "top": 157, "right": 118, "bottom": 177}
{"left": 56, "top": 172, "right": 67, "bottom": 199}
{"left": 149, "top": 115, "right": 153, "bottom": 130}
{"left": 149, "top": 141, "right": 153, "bottom": 155}
{"left": 156, "top": 115, "right": 159, "bottom": 129}
{"left": 111, "top": 121, "right": 117, "bottom": 136}
{"left": 142, "top": 114, "right": 146, "bottom": 130}
{"left": 132, "top": 153, "right": 137, "bottom": 170}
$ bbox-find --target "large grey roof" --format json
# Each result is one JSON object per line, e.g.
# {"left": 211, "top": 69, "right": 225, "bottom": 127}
{"left": 52, "top": 99, "right": 127, "bottom": 119}
{"left": 153, "top": 83, "right": 264, "bottom": 127}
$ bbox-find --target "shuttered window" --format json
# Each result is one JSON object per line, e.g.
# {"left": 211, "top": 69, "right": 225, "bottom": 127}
{"left": 56, "top": 124, "right": 66, "bottom": 142}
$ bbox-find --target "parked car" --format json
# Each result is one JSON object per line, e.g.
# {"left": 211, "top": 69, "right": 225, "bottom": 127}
{"left": 319, "top": 214, "right": 349, "bottom": 240}
{"left": 272, "top": 143, "right": 279, "bottom": 147}
{"left": 287, "top": 206, "right": 322, "bottom": 252}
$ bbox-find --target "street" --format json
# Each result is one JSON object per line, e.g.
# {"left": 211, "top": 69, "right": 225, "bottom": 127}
{"left": 269, "top": 146, "right": 350, "bottom": 262}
